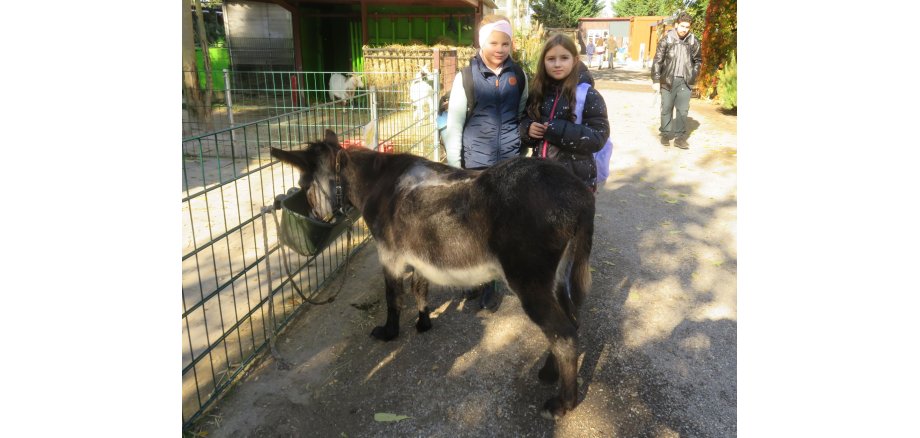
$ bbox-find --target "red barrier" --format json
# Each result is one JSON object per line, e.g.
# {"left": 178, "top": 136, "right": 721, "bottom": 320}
{"left": 340, "top": 139, "right": 394, "bottom": 154}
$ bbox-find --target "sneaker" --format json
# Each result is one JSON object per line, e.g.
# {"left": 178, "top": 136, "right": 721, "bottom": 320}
{"left": 659, "top": 135, "right": 671, "bottom": 147}
{"left": 674, "top": 136, "right": 689, "bottom": 149}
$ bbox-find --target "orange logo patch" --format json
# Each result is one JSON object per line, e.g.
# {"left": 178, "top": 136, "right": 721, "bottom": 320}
{"left": 509, "top": 76, "right": 517, "bottom": 86}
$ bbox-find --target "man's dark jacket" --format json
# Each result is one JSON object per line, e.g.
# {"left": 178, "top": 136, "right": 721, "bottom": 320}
{"left": 651, "top": 29, "right": 702, "bottom": 91}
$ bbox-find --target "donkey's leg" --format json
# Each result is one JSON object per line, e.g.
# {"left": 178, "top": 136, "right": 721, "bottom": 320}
{"left": 538, "top": 273, "right": 578, "bottom": 384}
{"left": 370, "top": 269, "right": 405, "bottom": 341}
{"left": 538, "top": 352, "right": 559, "bottom": 383}
{"left": 538, "top": 226, "right": 593, "bottom": 385}
{"left": 543, "top": 323, "right": 579, "bottom": 420}
{"left": 516, "top": 288, "right": 580, "bottom": 420}
{"left": 411, "top": 273, "right": 433, "bottom": 333}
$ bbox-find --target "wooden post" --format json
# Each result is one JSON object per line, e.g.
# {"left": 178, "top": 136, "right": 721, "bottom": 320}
{"left": 292, "top": 10, "right": 302, "bottom": 71}
{"left": 361, "top": 0, "right": 369, "bottom": 45}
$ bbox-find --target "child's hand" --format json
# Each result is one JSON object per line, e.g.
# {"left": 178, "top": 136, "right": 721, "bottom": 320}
{"left": 529, "top": 122, "right": 548, "bottom": 139}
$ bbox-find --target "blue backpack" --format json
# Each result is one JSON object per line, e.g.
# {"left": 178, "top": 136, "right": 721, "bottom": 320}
{"left": 573, "top": 82, "right": 614, "bottom": 187}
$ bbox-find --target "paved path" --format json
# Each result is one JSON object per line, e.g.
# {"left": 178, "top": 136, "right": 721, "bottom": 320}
{"left": 193, "top": 64, "right": 737, "bottom": 438}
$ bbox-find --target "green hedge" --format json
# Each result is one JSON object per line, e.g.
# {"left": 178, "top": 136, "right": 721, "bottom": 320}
{"left": 717, "top": 51, "right": 736, "bottom": 110}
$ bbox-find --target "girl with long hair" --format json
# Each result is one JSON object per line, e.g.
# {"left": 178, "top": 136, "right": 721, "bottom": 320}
{"left": 520, "top": 33, "right": 610, "bottom": 191}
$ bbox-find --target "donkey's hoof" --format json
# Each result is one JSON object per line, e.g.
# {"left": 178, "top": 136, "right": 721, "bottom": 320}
{"left": 539, "top": 397, "right": 569, "bottom": 420}
{"left": 370, "top": 326, "right": 398, "bottom": 341}
{"left": 415, "top": 317, "right": 432, "bottom": 333}
{"left": 537, "top": 364, "right": 559, "bottom": 384}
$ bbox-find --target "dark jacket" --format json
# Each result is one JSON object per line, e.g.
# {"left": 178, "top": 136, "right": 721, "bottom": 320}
{"left": 519, "top": 68, "right": 609, "bottom": 189}
{"left": 651, "top": 29, "right": 702, "bottom": 91}
{"left": 461, "top": 54, "right": 527, "bottom": 169}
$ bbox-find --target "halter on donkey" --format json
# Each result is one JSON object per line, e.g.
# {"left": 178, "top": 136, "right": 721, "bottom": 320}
{"left": 270, "top": 130, "right": 595, "bottom": 420}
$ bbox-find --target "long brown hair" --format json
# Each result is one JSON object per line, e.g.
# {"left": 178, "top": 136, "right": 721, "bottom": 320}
{"left": 527, "top": 33, "right": 581, "bottom": 122}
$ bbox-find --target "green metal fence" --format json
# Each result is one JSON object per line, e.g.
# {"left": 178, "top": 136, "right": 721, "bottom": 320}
{"left": 182, "top": 48, "right": 470, "bottom": 139}
{"left": 182, "top": 73, "right": 441, "bottom": 431}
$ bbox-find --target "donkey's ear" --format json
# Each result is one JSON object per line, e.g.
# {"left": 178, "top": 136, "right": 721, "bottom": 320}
{"left": 270, "top": 147, "right": 308, "bottom": 169}
{"left": 324, "top": 129, "right": 339, "bottom": 146}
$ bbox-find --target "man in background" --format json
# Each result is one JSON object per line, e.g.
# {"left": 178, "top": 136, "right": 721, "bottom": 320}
{"left": 586, "top": 39, "right": 595, "bottom": 68}
{"left": 651, "top": 12, "right": 702, "bottom": 149}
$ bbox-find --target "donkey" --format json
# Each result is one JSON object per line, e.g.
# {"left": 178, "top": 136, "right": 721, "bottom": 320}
{"left": 270, "top": 130, "right": 595, "bottom": 419}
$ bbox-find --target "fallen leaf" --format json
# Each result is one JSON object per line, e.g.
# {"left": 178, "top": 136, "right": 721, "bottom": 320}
{"left": 665, "top": 199, "right": 678, "bottom": 204}
{"left": 374, "top": 413, "right": 410, "bottom": 422}
{"left": 603, "top": 261, "right": 615, "bottom": 266}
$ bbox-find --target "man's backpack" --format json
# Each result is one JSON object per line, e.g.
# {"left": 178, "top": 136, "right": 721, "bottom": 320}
{"left": 573, "top": 82, "right": 614, "bottom": 187}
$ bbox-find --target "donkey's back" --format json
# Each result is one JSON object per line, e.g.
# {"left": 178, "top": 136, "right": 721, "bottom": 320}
{"left": 368, "top": 156, "right": 593, "bottom": 293}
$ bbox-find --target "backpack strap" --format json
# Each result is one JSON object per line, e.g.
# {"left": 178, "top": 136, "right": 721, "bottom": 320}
{"left": 462, "top": 64, "right": 475, "bottom": 122}
{"left": 573, "top": 82, "right": 591, "bottom": 124}
{"left": 461, "top": 62, "right": 526, "bottom": 123}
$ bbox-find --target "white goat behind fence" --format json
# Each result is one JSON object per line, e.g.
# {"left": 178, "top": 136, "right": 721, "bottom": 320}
{"left": 328, "top": 73, "right": 364, "bottom": 104}
{"left": 409, "top": 66, "right": 434, "bottom": 123}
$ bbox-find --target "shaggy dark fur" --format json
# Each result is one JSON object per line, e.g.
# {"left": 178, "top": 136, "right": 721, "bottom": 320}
{"left": 270, "top": 130, "right": 595, "bottom": 419}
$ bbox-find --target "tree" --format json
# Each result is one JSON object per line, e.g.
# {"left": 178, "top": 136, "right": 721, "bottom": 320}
{"left": 697, "top": 0, "right": 736, "bottom": 99}
{"left": 182, "top": 0, "right": 214, "bottom": 133}
{"left": 182, "top": 0, "right": 204, "bottom": 127}
{"left": 194, "top": 0, "right": 214, "bottom": 130}
{"left": 613, "top": 0, "right": 676, "bottom": 17}
{"left": 532, "top": 0, "right": 604, "bottom": 28}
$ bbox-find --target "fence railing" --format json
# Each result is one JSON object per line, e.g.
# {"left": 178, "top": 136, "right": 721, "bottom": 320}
{"left": 182, "top": 73, "right": 441, "bottom": 431}
{"left": 183, "top": 47, "right": 474, "bottom": 138}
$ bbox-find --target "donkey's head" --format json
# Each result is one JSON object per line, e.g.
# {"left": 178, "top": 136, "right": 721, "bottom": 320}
{"left": 270, "top": 130, "right": 344, "bottom": 222}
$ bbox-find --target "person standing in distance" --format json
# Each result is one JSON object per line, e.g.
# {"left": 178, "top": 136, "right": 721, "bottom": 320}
{"left": 442, "top": 14, "right": 528, "bottom": 311}
{"left": 651, "top": 12, "right": 702, "bottom": 149}
{"left": 585, "top": 39, "right": 595, "bottom": 68}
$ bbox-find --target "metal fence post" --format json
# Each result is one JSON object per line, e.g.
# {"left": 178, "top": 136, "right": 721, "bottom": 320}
{"left": 432, "top": 48, "right": 442, "bottom": 162}
{"left": 369, "top": 86, "right": 379, "bottom": 151}
{"left": 432, "top": 69, "right": 440, "bottom": 162}
{"left": 223, "top": 69, "right": 234, "bottom": 127}
{"left": 224, "top": 69, "right": 236, "bottom": 142}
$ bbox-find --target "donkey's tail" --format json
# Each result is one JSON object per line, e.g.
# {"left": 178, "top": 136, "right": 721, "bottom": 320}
{"left": 555, "top": 210, "right": 594, "bottom": 327}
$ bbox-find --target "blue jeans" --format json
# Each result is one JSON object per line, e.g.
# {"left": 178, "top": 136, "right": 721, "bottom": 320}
{"left": 660, "top": 77, "right": 691, "bottom": 138}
